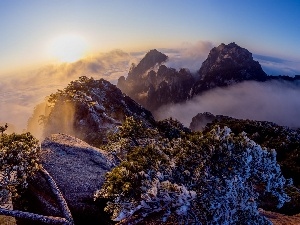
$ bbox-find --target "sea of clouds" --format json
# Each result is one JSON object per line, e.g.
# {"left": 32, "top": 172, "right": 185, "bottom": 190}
{"left": 155, "top": 80, "right": 300, "bottom": 128}
{"left": 1, "top": 42, "right": 299, "bottom": 133}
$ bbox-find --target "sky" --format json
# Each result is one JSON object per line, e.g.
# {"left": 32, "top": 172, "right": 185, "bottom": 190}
{"left": 0, "top": 0, "right": 300, "bottom": 74}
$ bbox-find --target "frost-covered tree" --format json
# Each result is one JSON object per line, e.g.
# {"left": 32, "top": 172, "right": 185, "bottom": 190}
{"left": 96, "top": 119, "right": 291, "bottom": 224}
{"left": 105, "top": 116, "right": 160, "bottom": 160}
{"left": 0, "top": 132, "right": 40, "bottom": 205}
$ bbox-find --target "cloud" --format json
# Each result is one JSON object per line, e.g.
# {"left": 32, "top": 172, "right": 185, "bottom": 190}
{"left": 253, "top": 54, "right": 300, "bottom": 76}
{"left": 0, "top": 49, "right": 140, "bottom": 132}
{"left": 163, "top": 41, "right": 213, "bottom": 73}
{"left": 154, "top": 80, "right": 300, "bottom": 128}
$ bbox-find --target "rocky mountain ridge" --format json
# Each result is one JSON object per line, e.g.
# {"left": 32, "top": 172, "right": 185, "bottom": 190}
{"left": 117, "top": 42, "right": 270, "bottom": 111}
{"left": 117, "top": 49, "right": 195, "bottom": 111}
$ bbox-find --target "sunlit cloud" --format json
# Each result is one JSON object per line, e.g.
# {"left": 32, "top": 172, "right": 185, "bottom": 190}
{"left": 0, "top": 50, "right": 141, "bottom": 132}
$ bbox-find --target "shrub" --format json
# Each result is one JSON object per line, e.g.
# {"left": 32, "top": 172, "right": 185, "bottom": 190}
{"left": 96, "top": 119, "right": 291, "bottom": 224}
{"left": 0, "top": 132, "right": 40, "bottom": 205}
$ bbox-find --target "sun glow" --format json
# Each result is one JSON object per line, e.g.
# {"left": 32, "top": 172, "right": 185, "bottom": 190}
{"left": 49, "top": 34, "right": 88, "bottom": 63}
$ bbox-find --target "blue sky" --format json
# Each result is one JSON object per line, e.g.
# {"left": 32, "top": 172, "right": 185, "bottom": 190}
{"left": 0, "top": 0, "right": 299, "bottom": 73}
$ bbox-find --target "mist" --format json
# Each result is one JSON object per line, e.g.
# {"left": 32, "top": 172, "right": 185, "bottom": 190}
{"left": 0, "top": 50, "right": 140, "bottom": 133}
{"left": 2, "top": 44, "right": 300, "bottom": 134}
{"left": 163, "top": 41, "right": 213, "bottom": 73}
{"left": 254, "top": 54, "right": 300, "bottom": 76}
{"left": 154, "top": 80, "right": 300, "bottom": 128}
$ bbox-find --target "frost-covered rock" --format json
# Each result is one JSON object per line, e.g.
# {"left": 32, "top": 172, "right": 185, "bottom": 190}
{"left": 27, "top": 133, "right": 117, "bottom": 225}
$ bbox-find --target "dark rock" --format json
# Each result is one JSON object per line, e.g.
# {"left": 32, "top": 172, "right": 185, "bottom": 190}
{"left": 190, "top": 112, "right": 216, "bottom": 131}
{"left": 117, "top": 50, "right": 195, "bottom": 111}
{"left": 118, "top": 43, "right": 268, "bottom": 112}
{"left": 192, "top": 42, "right": 267, "bottom": 95}
{"left": 126, "top": 49, "right": 168, "bottom": 82}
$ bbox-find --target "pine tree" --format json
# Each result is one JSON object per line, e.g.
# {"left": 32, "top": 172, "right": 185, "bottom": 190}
{"left": 96, "top": 118, "right": 291, "bottom": 224}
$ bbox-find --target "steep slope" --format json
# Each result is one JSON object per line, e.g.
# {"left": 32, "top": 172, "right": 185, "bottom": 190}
{"left": 192, "top": 42, "right": 267, "bottom": 95}
{"left": 28, "top": 76, "right": 155, "bottom": 146}
{"left": 117, "top": 49, "right": 195, "bottom": 111}
{"left": 118, "top": 49, "right": 168, "bottom": 96}
{"left": 126, "top": 49, "right": 168, "bottom": 81}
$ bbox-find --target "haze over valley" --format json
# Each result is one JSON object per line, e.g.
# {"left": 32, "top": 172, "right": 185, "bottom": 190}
{"left": 1, "top": 43, "right": 300, "bottom": 133}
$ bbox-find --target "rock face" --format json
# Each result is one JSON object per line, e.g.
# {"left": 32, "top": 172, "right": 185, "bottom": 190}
{"left": 189, "top": 112, "right": 216, "bottom": 131}
{"left": 29, "top": 76, "right": 155, "bottom": 146}
{"left": 192, "top": 42, "right": 267, "bottom": 95}
{"left": 127, "top": 49, "right": 168, "bottom": 81}
{"left": 117, "top": 50, "right": 195, "bottom": 111}
{"left": 28, "top": 133, "right": 116, "bottom": 225}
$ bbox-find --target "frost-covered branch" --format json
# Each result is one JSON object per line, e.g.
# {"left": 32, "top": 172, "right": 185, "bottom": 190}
{"left": 39, "top": 167, "right": 74, "bottom": 224}
{"left": 0, "top": 166, "right": 74, "bottom": 225}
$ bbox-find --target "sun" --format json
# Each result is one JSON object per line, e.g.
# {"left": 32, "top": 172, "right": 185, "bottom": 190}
{"left": 49, "top": 34, "right": 88, "bottom": 63}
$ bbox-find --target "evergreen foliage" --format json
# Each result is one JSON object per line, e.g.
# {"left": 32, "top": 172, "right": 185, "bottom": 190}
{"left": 0, "top": 132, "right": 40, "bottom": 205}
{"left": 204, "top": 117, "right": 300, "bottom": 185}
{"left": 96, "top": 117, "right": 291, "bottom": 224}
{"left": 205, "top": 116, "right": 300, "bottom": 214}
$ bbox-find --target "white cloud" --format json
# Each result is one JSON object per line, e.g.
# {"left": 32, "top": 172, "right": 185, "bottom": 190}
{"left": 163, "top": 41, "right": 213, "bottom": 73}
{"left": 154, "top": 80, "right": 300, "bottom": 128}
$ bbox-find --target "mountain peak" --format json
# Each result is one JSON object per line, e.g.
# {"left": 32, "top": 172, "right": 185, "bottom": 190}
{"left": 127, "top": 49, "right": 168, "bottom": 81}
{"left": 192, "top": 42, "right": 267, "bottom": 95}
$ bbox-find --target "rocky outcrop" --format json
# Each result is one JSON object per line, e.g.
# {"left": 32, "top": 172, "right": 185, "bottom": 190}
{"left": 117, "top": 49, "right": 168, "bottom": 97}
{"left": 29, "top": 76, "right": 155, "bottom": 146}
{"left": 189, "top": 112, "right": 216, "bottom": 131}
{"left": 145, "top": 66, "right": 194, "bottom": 111}
{"left": 117, "top": 50, "right": 195, "bottom": 111}
{"left": 27, "top": 133, "right": 116, "bottom": 225}
{"left": 192, "top": 42, "right": 267, "bottom": 95}
{"left": 127, "top": 49, "right": 168, "bottom": 81}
